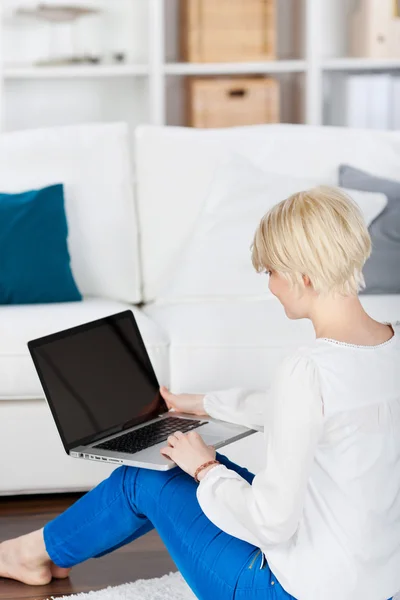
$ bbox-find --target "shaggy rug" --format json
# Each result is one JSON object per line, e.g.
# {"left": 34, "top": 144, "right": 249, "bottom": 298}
{"left": 48, "top": 571, "right": 197, "bottom": 600}
{"left": 46, "top": 572, "right": 400, "bottom": 600}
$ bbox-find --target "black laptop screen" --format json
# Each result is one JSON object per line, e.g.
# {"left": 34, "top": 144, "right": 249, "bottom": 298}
{"left": 30, "top": 312, "right": 168, "bottom": 450}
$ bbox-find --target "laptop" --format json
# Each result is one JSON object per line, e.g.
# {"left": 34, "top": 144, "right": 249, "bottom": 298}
{"left": 28, "top": 310, "right": 256, "bottom": 471}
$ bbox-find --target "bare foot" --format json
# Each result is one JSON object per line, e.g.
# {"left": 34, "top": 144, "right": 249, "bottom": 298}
{"left": 0, "top": 528, "right": 71, "bottom": 586}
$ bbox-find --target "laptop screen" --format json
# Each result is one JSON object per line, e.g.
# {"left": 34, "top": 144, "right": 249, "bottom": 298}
{"left": 29, "top": 311, "right": 168, "bottom": 450}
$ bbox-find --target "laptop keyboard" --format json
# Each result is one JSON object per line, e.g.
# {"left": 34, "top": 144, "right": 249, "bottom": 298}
{"left": 94, "top": 416, "right": 207, "bottom": 455}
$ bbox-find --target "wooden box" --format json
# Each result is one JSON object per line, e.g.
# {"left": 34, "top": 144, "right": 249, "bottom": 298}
{"left": 181, "top": 0, "right": 276, "bottom": 63}
{"left": 349, "top": 0, "right": 400, "bottom": 58}
{"left": 186, "top": 76, "right": 280, "bottom": 128}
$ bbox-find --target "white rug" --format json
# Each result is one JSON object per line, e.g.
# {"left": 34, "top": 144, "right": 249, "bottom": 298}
{"left": 46, "top": 572, "right": 400, "bottom": 600}
{"left": 48, "top": 571, "right": 197, "bottom": 600}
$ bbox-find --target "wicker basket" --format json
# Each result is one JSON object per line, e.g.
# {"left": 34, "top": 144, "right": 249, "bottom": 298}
{"left": 181, "top": 0, "right": 276, "bottom": 62}
{"left": 186, "top": 76, "right": 280, "bottom": 128}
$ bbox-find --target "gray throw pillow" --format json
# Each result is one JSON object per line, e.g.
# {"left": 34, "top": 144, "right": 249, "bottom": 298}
{"left": 339, "top": 164, "right": 400, "bottom": 294}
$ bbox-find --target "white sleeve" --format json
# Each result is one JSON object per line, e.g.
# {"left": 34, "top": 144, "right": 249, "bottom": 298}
{"left": 203, "top": 388, "right": 269, "bottom": 432}
{"left": 196, "top": 350, "right": 324, "bottom": 547}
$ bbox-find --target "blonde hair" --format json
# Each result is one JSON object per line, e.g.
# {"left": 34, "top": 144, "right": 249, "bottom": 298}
{"left": 250, "top": 185, "right": 372, "bottom": 297}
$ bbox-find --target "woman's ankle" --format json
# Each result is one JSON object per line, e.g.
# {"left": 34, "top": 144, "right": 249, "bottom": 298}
{"left": 22, "top": 528, "right": 51, "bottom": 565}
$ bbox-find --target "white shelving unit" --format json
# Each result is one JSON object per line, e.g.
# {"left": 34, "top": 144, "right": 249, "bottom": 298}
{"left": 1, "top": 0, "right": 400, "bottom": 132}
{"left": 163, "top": 60, "right": 307, "bottom": 75}
{"left": 4, "top": 64, "right": 149, "bottom": 78}
{"left": 322, "top": 58, "right": 400, "bottom": 71}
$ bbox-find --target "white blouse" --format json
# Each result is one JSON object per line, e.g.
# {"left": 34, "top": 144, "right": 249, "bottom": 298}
{"left": 196, "top": 321, "right": 400, "bottom": 600}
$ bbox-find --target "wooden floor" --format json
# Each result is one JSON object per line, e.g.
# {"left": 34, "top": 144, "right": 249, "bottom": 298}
{"left": 0, "top": 493, "right": 177, "bottom": 600}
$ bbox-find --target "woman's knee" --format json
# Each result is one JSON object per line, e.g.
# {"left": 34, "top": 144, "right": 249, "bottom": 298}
{"left": 108, "top": 464, "right": 130, "bottom": 486}
{"left": 118, "top": 463, "right": 185, "bottom": 513}
{"left": 106, "top": 464, "right": 141, "bottom": 506}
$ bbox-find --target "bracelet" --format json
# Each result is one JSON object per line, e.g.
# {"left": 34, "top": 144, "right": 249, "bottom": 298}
{"left": 194, "top": 459, "right": 220, "bottom": 483}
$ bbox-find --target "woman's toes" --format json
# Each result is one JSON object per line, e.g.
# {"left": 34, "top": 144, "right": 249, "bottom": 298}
{"left": 50, "top": 563, "right": 72, "bottom": 579}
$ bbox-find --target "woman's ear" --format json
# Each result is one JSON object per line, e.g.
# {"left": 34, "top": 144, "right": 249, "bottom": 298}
{"left": 302, "top": 274, "right": 312, "bottom": 287}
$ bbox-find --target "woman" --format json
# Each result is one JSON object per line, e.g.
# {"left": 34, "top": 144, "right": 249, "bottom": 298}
{"left": 0, "top": 186, "right": 399, "bottom": 600}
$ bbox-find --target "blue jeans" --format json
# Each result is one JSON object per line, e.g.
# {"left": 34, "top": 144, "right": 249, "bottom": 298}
{"left": 43, "top": 451, "right": 294, "bottom": 599}
{"left": 43, "top": 452, "right": 394, "bottom": 600}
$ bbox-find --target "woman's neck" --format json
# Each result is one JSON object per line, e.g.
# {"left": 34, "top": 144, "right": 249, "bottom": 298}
{"left": 309, "top": 294, "right": 392, "bottom": 346}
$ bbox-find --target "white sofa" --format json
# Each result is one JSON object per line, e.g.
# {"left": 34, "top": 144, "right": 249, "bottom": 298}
{"left": 1, "top": 122, "right": 399, "bottom": 495}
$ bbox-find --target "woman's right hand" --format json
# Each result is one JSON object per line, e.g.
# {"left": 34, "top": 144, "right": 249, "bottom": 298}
{"left": 159, "top": 386, "right": 208, "bottom": 417}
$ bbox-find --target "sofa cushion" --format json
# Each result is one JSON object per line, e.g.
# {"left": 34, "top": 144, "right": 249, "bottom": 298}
{"left": 0, "top": 184, "right": 82, "bottom": 304}
{"left": 0, "top": 122, "right": 141, "bottom": 303}
{"left": 135, "top": 124, "right": 400, "bottom": 302}
{"left": 156, "top": 154, "right": 388, "bottom": 302}
{"left": 0, "top": 298, "right": 170, "bottom": 400}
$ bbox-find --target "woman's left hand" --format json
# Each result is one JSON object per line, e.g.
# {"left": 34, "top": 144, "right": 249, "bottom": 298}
{"left": 159, "top": 430, "right": 216, "bottom": 478}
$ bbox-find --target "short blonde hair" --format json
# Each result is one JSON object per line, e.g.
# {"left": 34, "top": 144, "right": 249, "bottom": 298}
{"left": 250, "top": 185, "right": 372, "bottom": 297}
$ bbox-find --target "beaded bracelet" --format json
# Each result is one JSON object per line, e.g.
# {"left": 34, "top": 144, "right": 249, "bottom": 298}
{"left": 194, "top": 459, "right": 220, "bottom": 483}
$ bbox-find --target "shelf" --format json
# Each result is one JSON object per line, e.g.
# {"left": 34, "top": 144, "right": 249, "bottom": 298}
{"left": 164, "top": 60, "right": 306, "bottom": 75}
{"left": 2, "top": 2, "right": 381, "bottom": 130}
{"left": 4, "top": 64, "right": 149, "bottom": 79}
{"left": 322, "top": 57, "right": 400, "bottom": 71}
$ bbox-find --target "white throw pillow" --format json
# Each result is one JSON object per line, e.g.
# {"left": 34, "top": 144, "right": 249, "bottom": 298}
{"left": 0, "top": 123, "right": 141, "bottom": 303}
{"left": 157, "top": 155, "right": 387, "bottom": 302}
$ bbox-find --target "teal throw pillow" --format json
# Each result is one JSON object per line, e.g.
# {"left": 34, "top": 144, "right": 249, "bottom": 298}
{"left": 0, "top": 184, "right": 82, "bottom": 304}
